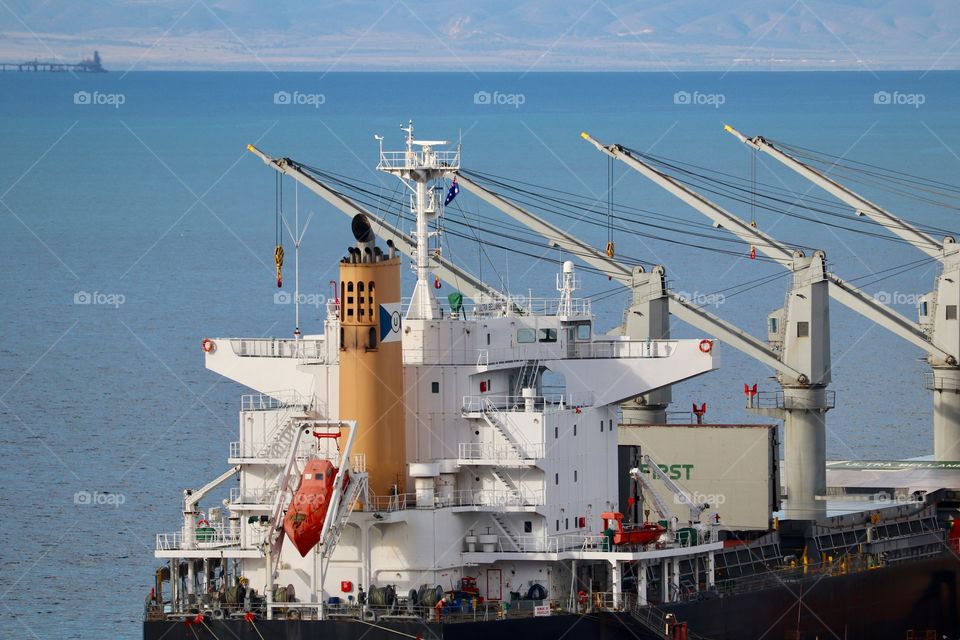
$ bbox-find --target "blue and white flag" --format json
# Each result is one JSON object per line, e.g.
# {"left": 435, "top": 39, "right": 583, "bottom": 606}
{"left": 444, "top": 178, "right": 459, "bottom": 206}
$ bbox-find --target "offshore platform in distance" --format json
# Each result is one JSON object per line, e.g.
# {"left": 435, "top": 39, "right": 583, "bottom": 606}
{"left": 0, "top": 50, "right": 106, "bottom": 72}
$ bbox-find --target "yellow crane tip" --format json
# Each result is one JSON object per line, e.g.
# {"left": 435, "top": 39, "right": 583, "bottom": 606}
{"left": 723, "top": 124, "right": 733, "bottom": 132}
{"left": 580, "top": 131, "right": 590, "bottom": 139}
{"left": 246, "top": 143, "right": 255, "bottom": 152}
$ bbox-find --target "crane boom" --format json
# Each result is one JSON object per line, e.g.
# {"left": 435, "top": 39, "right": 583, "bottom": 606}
{"left": 582, "top": 132, "right": 955, "bottom": 363}
{"left": 724, "top": 125, "right": 944, "bottom": 260}
{"left": 452, "top": 172, "right": 634, "bottom": 284}
{"left": 631, "top": 454, "right": 707, "bottom": 523}
{"left": 581, "top": 132, "right": 797, "bottom": 268}
{"left": 452, "top": 168, "right": 805, "bottom": 379}
{"left": 246, "top": 144, "right": 509, "bottom": 306}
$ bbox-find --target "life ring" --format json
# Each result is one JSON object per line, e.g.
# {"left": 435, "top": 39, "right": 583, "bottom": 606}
{"left": 197, "top": 519, "right": 210, "bottom": 528}
{"left": 698, "top": 339, "right": 713, "bottom": 354}
{"left": 577, "top": 590, "right": 588, "bottom": 606}
{"left": 201, "top": 338, "right": 216, "bottom": 353}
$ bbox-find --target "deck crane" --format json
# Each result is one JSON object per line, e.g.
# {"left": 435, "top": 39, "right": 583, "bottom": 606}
{"left": 583, "top": 131, "right": 958, "bottom": 516}
{"left": 245, "top": 144, "right": 512, "bottom": 309}
{"left": 451, "top": 171, "right": 825, "bottom": 519}
{"left": 452, "top": 172, "right": 808, "bottom": 423}
{"left": 724, "top": 125, "right": 960, "bottom": 460}
{"left": 631, "top": 454, "right": 710, "bottom": 526}
{"left": 579, "top": 132, "right": 833, "bottom": 521}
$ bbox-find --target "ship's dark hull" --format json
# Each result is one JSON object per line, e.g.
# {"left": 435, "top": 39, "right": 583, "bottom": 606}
{"left": 145, "top": 554, "right": 960, "bottom": 640}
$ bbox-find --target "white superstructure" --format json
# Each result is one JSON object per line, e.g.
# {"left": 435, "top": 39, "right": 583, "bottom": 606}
{"left": 154, "top": 126, "right": 725, "bottom": 621}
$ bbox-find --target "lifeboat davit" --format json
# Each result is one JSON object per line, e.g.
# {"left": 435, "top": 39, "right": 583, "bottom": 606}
{"left": 283, "top": 459, "right": 346, "bottom": 557}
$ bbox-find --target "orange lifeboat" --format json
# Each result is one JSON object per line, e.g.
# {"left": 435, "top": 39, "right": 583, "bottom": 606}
{"left": 601, "top": 512, "right": 666, "bottom": 547}
{"left": 283, "top": 459, "right": 347, "bottom": 557}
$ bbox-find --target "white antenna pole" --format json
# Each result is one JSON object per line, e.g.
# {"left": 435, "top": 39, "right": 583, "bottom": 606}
{"left": 295, "top": 182, "right": 301, "bottom": 339}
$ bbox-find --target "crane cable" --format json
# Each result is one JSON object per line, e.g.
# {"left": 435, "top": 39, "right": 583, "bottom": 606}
{"left": 606, "top": 155, "right": 615, "bottom": 258}
{"left": 621, "top": 145, "right": 958, "bottom": 242}
{"left": 274, "top": 173, "right": 284, "bottom": 288}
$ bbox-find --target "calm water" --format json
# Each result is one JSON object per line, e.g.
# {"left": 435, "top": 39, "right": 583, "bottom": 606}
{"left": 0, "top": 71, "right": 958, "bottom": 637}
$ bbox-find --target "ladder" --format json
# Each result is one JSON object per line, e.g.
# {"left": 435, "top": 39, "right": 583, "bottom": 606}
{"left": 513, "top": 359, "right": 540, "bottom": 398}
{"left": 481, "top": 398, "right": 533, "bottom": 459}
{"left": 320, "top": 471, "right": 368, "bottom": 561}
{"left": 491, "top": 512, "right": 522, "bottom": 551}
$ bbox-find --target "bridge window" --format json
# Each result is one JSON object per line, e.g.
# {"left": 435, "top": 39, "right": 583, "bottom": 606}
{"left": 538, "top": 328, "right": 557, "bottom": 343}
{"left": 524, "top": 520, "right": 532, "bottom": 533}
{"left": 517, "top": 328, "right": 535, "bottom": 343}
{"left": 948, "top": 305, "right": 958, "bottom": 321}
{"left": 769, "top": 317, "right": 778, "bottom": 334}
{"left": 431, "top": 382, "right": 440, "bottom": 393}
{"left": 576, "top": 324, "right": 591, "bottom": 340}
{"left": 796, "top": 321, "right": 809, "bottom": 338}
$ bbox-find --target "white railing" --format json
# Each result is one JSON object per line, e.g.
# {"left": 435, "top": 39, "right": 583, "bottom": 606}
{"left": 377, "top": 148, "right": 460, "bottom": 171}
{"left": 475, "top": 534, "right": 614, "bottom": 554}
{"left": 366, "top": 488, "right": 544, "bottom": 512}
{"left": 229, "top": 338, "right": 325, "bottom": 360}
{"left": 228, "top": 486, "right": 277, "bottom": 505}
{"left": 241, "top": 391, "right": 311, "bottom": 412}
{"left": 156, "top": 527, "right": 242, "bottom": 551}
{"left": 462, "top": 393, "right": 593, "bottom": 413}
{"left": 457, "top": 441, "right": 544, "bottom": 462}
{"left": 566, "top": 339, "right": 677, "bottom": 359}
{"left": 399, "top": 296, "right": 590, "bottom": 319}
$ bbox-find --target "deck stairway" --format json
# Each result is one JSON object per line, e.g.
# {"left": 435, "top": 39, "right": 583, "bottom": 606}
{"left": 480, "top": 399, "right": 538, "bottom": 460}
{"left": 491, "top": 512, "right": 522, "bottom": 551}
{"left": 630, "top": 601, "right": 707, "bottom": 640}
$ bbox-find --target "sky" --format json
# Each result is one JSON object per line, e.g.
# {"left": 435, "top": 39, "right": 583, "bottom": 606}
{"left": 0, "top": 0, "right": 958, "bottom": 72}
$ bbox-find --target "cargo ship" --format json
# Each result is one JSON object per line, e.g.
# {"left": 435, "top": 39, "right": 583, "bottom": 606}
{"left": 144, "top": 123, "right": 960, "bottom": 639}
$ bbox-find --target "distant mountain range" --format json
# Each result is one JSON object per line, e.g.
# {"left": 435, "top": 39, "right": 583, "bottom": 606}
{"left": 0, "top": 0, "right": 957, "bottom": 71}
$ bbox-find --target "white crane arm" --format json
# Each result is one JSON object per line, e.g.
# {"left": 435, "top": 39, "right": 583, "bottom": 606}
{"left": 629, "top": 466, "right": 672, "bottom": 521}
{"left": 827, "top": 275, "right": 954, "bottom": 362}
{"left": 452, "top": 172, "right": 634, "bottom": 285}
{"left": 724, "top": 125, "right": 944, "bottom": 260}
{"left": 581, "top": 132, "right": 797, "bottom": 268}
{"left": 667, "top": 294, "right": 805, "bottom": 381}
{"left": 247, "top": 144, "right": 509, "bottom": 306}
{"left": 453, "top": 164, "right": 805, "bottom": 378}
{"left": 184, "top": 465, "right": 240, "bottom": 512}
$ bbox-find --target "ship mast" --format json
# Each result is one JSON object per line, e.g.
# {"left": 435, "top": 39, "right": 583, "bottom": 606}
{"left": 376, "top": 120, "right": 461, "bottom": 320}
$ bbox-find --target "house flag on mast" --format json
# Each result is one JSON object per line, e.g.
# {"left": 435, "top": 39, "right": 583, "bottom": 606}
{"left": 444, "top": 178, "right": 459, "bottom": 206}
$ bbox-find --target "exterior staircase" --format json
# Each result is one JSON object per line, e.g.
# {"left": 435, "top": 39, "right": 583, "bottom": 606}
{"left": 630, "top": 601, "right": 707, "bottom": 640}
{"left": 491, "top": 512, "right": 522, "bottom": 551}
{"left": 513, "top": 359, "right": 541, "bottom": 397}
{"left": 490, "top": 468, "right": 522, "bottom": 502}
{"left": 481, "top": 399, "right": 537, "bottom": 459}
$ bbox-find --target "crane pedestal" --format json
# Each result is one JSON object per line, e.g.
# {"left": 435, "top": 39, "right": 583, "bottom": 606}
{"left": 750, "top": 386, "right": 832, "bottom": 521}
{"left": 928, "top": 367, "right": 960, "bottom": 461}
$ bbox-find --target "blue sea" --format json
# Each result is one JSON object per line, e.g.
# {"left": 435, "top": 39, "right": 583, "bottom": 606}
{"left": 0, "top": 71, "right": 958, "bottom": 637}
